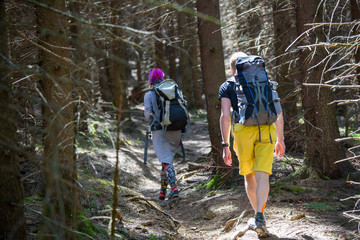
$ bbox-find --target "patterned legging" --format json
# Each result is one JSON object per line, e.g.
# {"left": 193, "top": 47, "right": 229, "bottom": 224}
{"left": 161, "top": 163, "right": 177, "bottom": 191}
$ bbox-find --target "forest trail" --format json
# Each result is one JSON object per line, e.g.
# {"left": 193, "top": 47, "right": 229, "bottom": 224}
{"left": 103, "top": 106, "right": 358, "bottom": 240}
{"left": 26, "top": 106, "right": 357, "bottom": 240}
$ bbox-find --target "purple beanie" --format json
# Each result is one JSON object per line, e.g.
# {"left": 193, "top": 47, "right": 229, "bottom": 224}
{"left": 148, "top": 68, "right": 164, "bottom": 84}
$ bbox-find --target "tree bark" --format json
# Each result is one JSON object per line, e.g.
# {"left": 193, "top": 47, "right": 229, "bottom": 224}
{"left": 152, "top": 6, "right": 166, "bottom": 71}
{"left": 295, "top": 0, "right": 354, "bottom": 179}
{"left": 0, "top": 1, "right": 27, "bottom": 239}
{"left": 191, "top": 36, "right": 203, "bottom": 109}
{"left": 177, "top": 1, "right": 194, "bottom": 107}
{"left": 108, "top": 1, "right": 129, "bottom": 119}
{"left": 272, "top": 0, "right": 302, "bottom": 151}
{"left": 167, "top": 17, "right": 178, "bottom": 81}
{"left": 37, "top": 0, "right": 78, "bottom": 237}
{"left": 189, "top": 1, "right": 203, "bottom": 109}
{"left": 197, "top": 0, "right": 226, "bottom": 163}
{"left": 350, "top": 0, "right": 360, "bottom": 86}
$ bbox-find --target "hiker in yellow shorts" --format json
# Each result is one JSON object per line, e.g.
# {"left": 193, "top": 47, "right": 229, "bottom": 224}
{"left": 219, "top": 52, "right": 285, "bottom": 237}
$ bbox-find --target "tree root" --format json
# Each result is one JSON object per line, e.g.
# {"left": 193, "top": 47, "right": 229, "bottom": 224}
{"left": 232, "top": 226, "right": 250, "bottom": 240}
{"left": 127, "top": 196, "right": 181, "bottom": 230}
{"left": 222, "top": 209, "right": 251, "bottom": 233}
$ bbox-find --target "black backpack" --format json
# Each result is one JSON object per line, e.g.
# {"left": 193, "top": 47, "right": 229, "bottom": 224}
{"left": 233, "top": 55, "right": 281, "bottom": 142}
{"left": 152, "top": 79, "right": 189, "bottom": 132}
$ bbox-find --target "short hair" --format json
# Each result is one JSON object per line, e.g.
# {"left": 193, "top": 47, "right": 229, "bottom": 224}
{"left": 229, "top": 52, "right": 248, "bottom": 71}
{"left": 148, "top": 68, "right": 164, "bottom": 84}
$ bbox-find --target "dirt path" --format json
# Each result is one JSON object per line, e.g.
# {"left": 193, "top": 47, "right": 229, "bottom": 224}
{"left": 22, "top": 107, "right": 359, "bottom": 239}
{"left": 114, "top": 108, "right": 358, "bottom": 240}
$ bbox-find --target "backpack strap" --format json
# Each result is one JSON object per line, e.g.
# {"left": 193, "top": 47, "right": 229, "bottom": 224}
{"left": 178, "top": 98, "right": 190, "bottom": 138}
{"left": 239, "top": 73, "right": 259, "bottom": 113}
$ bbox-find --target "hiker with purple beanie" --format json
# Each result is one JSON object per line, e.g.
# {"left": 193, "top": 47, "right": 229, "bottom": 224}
{"left": 144, "top": 68, "right": 181, "bottom": 200}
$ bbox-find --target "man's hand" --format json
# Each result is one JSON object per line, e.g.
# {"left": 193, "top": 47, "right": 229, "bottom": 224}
{"left": 223, "top": 147, "right": 232, "bottom": 166}
{"left": 275, "top": 140, "right": 285, "bottom": 160}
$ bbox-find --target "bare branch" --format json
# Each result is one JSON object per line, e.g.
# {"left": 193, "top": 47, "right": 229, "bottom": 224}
{"left": 335, "top": 137, "right": 360, "bottom": 142}
{"left": 298, "top": 42, "right": 356, "bottom": 49}
{"left": 334, "top": 155, "right": 360, "bottom": 164}
{"left": 328, "top": 99, "right": 360, "bottom": 105}
{"left": 303, "top": 83, "right": 360, "bottom": 89}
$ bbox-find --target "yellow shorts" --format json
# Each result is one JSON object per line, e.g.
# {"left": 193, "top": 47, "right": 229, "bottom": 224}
{"left": 233, "top": 123, "right": 277, "bottom": 176}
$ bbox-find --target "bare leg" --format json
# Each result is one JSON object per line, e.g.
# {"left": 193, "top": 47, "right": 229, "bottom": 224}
{"left": 255, "top": 171, "right": 270, "bottom": 213}
{"left": 245, "top": 173, "right": 257, "bottom": 212}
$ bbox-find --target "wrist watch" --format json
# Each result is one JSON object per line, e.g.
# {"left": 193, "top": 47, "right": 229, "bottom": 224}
{"left": 221, "top": 142, "right": 229, "bottom": 148}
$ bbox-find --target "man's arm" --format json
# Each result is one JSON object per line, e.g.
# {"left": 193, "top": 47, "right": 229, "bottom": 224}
{"left": 220, "top": 97, "right": 232, "bottom": 166}
{"left": 274, "top": 112, "right": 285, "bottom": 159}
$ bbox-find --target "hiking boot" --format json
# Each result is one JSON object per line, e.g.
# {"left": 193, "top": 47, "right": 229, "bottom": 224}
{"left": 255, "top": 212, "right": 269, "bottom": 238}
{"left": 159, "top": 190, "right": 166, "bottom": 200}
{"left": 168, "top": 187, "right": 179, "bottom": 199}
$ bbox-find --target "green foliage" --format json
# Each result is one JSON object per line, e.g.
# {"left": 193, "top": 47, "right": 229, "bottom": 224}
{"left": 197, "top": 173, "right": 223, "bottom": 191}
{"left": 88, "top": 121, "right": 101, "bottom": 135}
{"left": 305, "top": 202, "right": 334, "bottom": 211}
{"left": 149, "top": 233, "right": 159, "bottom": 240}
{"left": 76, "top": 113, "right": 116, "bottom": 150}
{"left": 349, "top": 132, "right": 360, "bottom": 138}
{"left": 191, "top": 109, "right": 207, "bottom": 123}
{"left": 24, "top": 194, "right": 42, "bottom": 204}
{"left": 270, "top": 182, "right": 307, "bottom": 196}
{"left": 321, "top": 175, "right": 331, "bottom": 180}
{"left": 76, "top": 210, "right": 107, "bottom": 239}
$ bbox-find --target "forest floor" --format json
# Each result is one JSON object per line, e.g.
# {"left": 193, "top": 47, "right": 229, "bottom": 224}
{"left": 22, "top": 106, "right": 360, "bottom": 240}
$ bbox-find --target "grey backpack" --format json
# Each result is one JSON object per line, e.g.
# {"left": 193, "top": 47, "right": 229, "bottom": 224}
{"left": 153, "top": 79, "right": 189, "bottom": 132}
{"left": 233, "top": 55, "right": 281, "bottom": 142}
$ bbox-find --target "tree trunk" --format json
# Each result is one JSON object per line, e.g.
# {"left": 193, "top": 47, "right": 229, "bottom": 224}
{"left": 151, "top": 7, "right": 166, "bottom": 71}
{"left": 197, "top": 0, "right": 226, "bottom": 163}
{"left": 295, "top": 0, "right": 354, "bottom": 179}
{"left": 37, "top": 0, "right": 78, "bottom": 237}
{"left": 272, "top": 0, "right": 302, "bottom": 151}
{"left": 167, "top": 18, "right": 178, "bottom": 81}
{"left": 189, "top": 1, "right": 203, "bottom": 109}
{"left": 191, "top": 36, "right": 203, "bottom": 109}
{"left": 155, "top": 30, "right": 166, "bottom": 71}
{"left": 177, "top": 2, "right": 194, "bottom": 107}
{"left": 350, "top": 0, "right": 360, "bottom": 86}
{"left": 97, "top": 41, "right": 114, "bottom": 104}
{"left": 248, "top": 0, "right": 263, "bottom": 49}
{"left": 108, "top": 1, "right": 130, "bottom": 120}
{"left": 69, "top": 0, "right": 89, "bottom": 132}
{"left": 0, "top": 1, "right": 26, "bottom": 239}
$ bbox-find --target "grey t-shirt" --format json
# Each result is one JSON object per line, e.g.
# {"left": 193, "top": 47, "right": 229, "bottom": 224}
{"left": 144, "top": 90, "right": 160, "bottom": 122}
{"left": 143, "top": 89, "right": 181, "bottom": 164}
